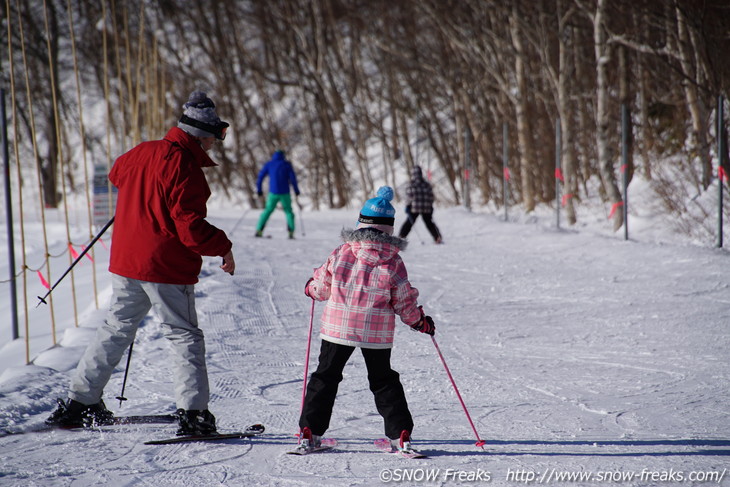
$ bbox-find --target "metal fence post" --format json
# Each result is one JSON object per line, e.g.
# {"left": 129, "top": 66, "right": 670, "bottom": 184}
{"left": 502, "top": 123, "right": 509, "bottom": 221}
{"left": 2, "top": 88, "right": 19, "bottom": 340}
{"left": 555, "top": 118, "right": 561, "bottom": 229}
{"left": 464, "top": 127, "right": 471, "bottom": 211}
{"left": 718, "top": 95, "right": 725, "bottom": 248}
{"left": 622, "top": 104, "right": 629, "bottom": 241}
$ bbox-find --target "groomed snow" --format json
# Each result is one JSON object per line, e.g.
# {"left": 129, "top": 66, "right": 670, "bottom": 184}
{"left": 0, "top": 206, "right": 728, "bottom": 486}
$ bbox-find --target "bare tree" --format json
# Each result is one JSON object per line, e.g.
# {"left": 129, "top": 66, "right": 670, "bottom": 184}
{"left": 5, "top": 0, "right": 730, "bottom": 231}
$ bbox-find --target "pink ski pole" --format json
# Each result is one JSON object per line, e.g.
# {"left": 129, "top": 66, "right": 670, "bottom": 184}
{"left": 299, "top": 299, "right": 316, "bottom": 425}
{"left": 431, "top": 335, "right": 486, "bottom": 448}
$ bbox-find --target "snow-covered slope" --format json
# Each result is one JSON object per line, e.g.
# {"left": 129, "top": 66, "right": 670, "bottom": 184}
{"left": 0, "top": 206, "right": 728, "bottom": 486}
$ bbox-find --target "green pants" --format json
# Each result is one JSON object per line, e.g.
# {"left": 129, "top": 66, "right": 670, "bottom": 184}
{"left": 256, "top": 193, "right": 295, "bottom": 232}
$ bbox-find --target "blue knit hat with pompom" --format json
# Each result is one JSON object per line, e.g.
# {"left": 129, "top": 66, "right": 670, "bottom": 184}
{"left": 358, "top": 186, "right": 396, "bottom": 227}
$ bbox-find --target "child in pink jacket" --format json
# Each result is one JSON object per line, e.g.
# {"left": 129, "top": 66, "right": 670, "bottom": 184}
{"left": 297, "top": 186, "right": 435, "bottom": 453}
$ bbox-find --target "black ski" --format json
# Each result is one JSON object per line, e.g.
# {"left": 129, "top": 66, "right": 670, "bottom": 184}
{"left": 110, "top": 414, "right": 177, "bottom": 425}
{"left": 144, "top": 423, "right": 265, "bottom": 445}
{"left": 1, "top": 414, "right": 178, "bottom": 437}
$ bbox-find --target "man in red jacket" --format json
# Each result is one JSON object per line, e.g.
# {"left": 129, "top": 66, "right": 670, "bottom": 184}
{"left": 47, "top": 91, "right": 235, "bottom": 436}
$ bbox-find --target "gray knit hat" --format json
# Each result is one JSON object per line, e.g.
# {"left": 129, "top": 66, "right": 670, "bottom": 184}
{"left": 177, "top": 90, "right": 229, "bottom": 140}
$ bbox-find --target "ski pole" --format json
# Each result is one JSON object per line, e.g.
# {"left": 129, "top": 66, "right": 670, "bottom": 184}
{"left": 116, "top": 341, "right": 134, "bottom": 407}
{"left": 296, "top": 198, "right": 305, "bottom": 237}
{"left": 299, "top": 298, "right": 316, "bottom": 427}
{"left": 37, "top": 216, "right": 115, "bottom": 307}
{"left": 431, "top": 335, "right": 486, "bottom": 448}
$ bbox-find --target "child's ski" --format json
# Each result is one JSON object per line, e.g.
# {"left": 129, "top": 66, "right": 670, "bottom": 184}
{"left": 144, "top": 423, "right": 265, "bottom": 445}
{"left": 374, "top": 438, "right": 427, "bottom": 459}
{"left": 286, "top": 437, "right": 337, "bottom": 455}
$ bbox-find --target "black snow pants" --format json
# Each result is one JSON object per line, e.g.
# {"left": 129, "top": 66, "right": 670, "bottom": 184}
{"left": 398, "top": 212, "right": 441, "bottom": 242}
{"left": 299, "top": 340, "right": 414, "bottom": 440}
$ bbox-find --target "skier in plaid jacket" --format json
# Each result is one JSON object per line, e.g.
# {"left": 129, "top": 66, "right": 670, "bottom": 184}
{"left": 398, "top": 165, "right": 442, "bottom": 243}
{"left": 297, "top": 186, "right": 435, "bottom": 451}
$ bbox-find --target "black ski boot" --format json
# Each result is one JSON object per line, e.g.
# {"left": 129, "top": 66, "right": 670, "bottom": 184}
{"left": 175, "top": 408, "right": 217, "bottom": 436}
{"left": 45, "top": 398, "right": 115, "bottom": 428}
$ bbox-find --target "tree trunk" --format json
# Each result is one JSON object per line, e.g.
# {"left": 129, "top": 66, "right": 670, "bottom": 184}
{"left": 593, "top": 0, "right": 623, "bottom": 231}
{"left": 637, "top": 58, "right": 652, "bottom": 180}
{"left": 557, "top": 0, "right": 578, "bottom": 224}
{"left": 510, "top": 4, "right": 536, "bottom": 212}
{"left": 618, "top": 45, "right": 635, "bottom": 186}
{"left": 675, "top": 4, "right": 711, "bottom": 190}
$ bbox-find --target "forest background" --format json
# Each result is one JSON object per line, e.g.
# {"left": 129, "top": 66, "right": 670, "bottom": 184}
{"left": 4, "top": 0, "right": 730, "bottom": 231}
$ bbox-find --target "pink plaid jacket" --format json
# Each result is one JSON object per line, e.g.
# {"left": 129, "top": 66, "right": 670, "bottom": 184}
{"left": 307, "top": 229, "right": 422, "bottom": 349}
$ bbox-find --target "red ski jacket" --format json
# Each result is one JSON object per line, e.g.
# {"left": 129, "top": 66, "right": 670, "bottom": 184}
{"left": 108, "top": 127, "right": 232, "bottom": 285}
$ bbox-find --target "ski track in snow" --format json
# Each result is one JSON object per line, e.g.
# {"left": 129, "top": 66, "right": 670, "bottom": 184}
{"left": 0, "top": 208, "right": 729, "bottom": 486}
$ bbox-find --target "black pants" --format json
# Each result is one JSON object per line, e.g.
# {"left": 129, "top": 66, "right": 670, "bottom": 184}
{"left": 399, "top": 212, "right": 441, "bottom": 241}
{"left": 299, "top": 340, "right": 414, "bottom": 440}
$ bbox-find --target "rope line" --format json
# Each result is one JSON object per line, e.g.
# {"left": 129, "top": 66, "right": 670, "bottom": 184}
{"left": 3, "top": 1, "right": 163, "bottom": 364}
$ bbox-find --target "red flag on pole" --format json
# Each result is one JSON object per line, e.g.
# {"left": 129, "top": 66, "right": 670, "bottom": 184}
{"left": 37, "top": 271, "right": 50, "bottom": 289}
{"left": 608, "top": 201, "right": 624, "bottom": 219}
{"left": 68, "top": 244, "right": 80, "bottom": 260}
{"left": 81, "top": 245, "right": 95, "bottom": 262}
{"left": 555, "top": 168, "right": 564, "bottom": 182}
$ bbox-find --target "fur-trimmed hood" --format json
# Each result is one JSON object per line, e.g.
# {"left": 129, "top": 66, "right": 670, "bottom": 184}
{"left": 341, "top": 228, "right": 407, "bottom": 249}
{"left": 340, "top": 228, "right": 407, "bottom": 266}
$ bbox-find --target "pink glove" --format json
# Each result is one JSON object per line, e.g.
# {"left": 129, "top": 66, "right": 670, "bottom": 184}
{"left": 304, "top": 278, "right": 314, "bottom": 298}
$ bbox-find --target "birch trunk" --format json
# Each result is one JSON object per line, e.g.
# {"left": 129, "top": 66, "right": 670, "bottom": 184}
{"left": 557, "top": 0, "right": 578, "bottom": 224}
{"left": 675, "top": 4, "right": 710, "bottom": 190}
{"left": 510, "top": 4, "right": 536, "bottom": 212}
{"left": 594, "top": 0, "right": 624, "bottom": 231}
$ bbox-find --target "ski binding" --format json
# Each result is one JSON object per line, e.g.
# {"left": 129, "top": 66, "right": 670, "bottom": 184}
{"left": 374, "top": 438, "right": 427, "bottom": 458}
{"left": 286, "top": 437, "right": 337, "bottom": 455}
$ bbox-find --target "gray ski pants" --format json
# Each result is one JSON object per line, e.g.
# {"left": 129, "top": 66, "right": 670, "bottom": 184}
{"left": 69, "top": 274, "right": 210, "bottom": 410}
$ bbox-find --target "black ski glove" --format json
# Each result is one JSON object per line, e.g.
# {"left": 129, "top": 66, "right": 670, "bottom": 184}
{"left": 411, "top": 307, "right": 435, "bottom": 336}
